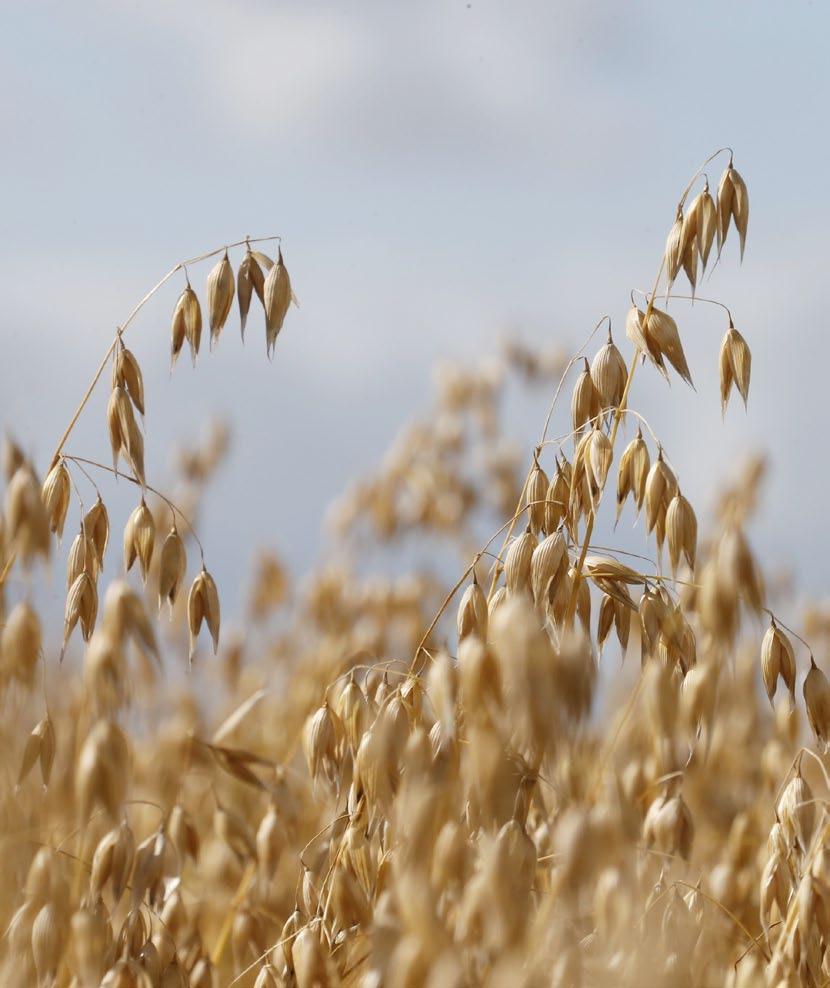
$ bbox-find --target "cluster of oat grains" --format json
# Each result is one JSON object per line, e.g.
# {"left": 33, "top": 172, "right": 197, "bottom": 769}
{"left": 2, "top": 152, "right": 829, "bottom": 988}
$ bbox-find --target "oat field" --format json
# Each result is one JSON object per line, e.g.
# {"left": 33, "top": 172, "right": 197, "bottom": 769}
{"left": 0, "top": 149, "right": 824, "bottom": 987}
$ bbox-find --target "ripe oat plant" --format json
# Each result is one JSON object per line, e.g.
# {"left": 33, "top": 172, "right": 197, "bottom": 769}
{"left": 0, "top": 149, "right": 825, "bottom": 987}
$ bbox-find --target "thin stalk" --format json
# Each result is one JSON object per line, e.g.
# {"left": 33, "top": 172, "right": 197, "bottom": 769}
{"left": 51, "top": 235, "right": 281, "bottom": 466}
{"left": 63, "top": 454, "right": 206, "bottom": 564}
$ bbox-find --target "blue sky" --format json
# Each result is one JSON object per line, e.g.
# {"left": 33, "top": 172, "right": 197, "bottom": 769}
{"left": 2, "top": 1, "right": 828, "bottom": 617}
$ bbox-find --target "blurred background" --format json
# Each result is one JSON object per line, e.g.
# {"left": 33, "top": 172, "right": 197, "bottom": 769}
{"left": 1, "top": 0, "right": 826, "bottom": 619}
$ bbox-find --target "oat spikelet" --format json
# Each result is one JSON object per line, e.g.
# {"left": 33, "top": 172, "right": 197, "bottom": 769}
{"left": 63, "top": 571, "right": 98, "bottom": 655}
{"left": 690, "top": 181, "right": 717, "bottom": 269}
{"left": 647, "top": 307, "right": 694, "bottom": 388}
{"left": 237, "top": 249, "right": 267, "bottom": 341}
{"left": 1, "top": 601, "right": 42, "bottom": 685}
{"left": 67, "top": 523, "right": 99, "bottom": 587}
{"left": 111, "top": 345, "right": 145, "bottom": 415}
{"left": 158, "top": 524, "right": 186, "bottom": 612}
{"left": 504, "top": 527, "right": 538, "bottom": 595}
{"left": 571, "top": 358, "right": 602, "bottom": 439}
{"left": 18, "top": 715, "right": 56, "bottom": 788}
{"left": 41, "top": 459, "right": 71, "bottom": 539}
{"left": 590, "top": 327, "right": 627, "bottom": 413}
{"left": 625, "top": 305, "right": 666, "bottom": 380}
{"left": 187, "top": 567, "right": 221, "bottom": 663}
{"left": 717, "top": 162, "right": 750, "bottom": 259}
{"left": 457, "top": 575, "right": 488, "bottom": 642}
{"left": 530, "top": 529, "right": 567, "bottom": 605}
{"left": 106, "top": 385, "right": 145, "bottom": 486}
{"left": 761, "top": 620, "right": 796, "bottom": 705}
{"left": 207, "top": 252, "right": 235, "bottom": 348}
{"left": 545, "top": 458, "right": 570, "bottom": 533}
{"left": 6, "top": 462, "right": 51, "bottom": 563}
{"left": 585, "top": 423, "right": 613, "bottom": 494}
{"left": 644, "top": 449, "right": 678, "bottom": 550}
{"left": 123, "top": 499, "right": 156, "bottom": 581}
{"left": 263, "top": 247, "right": 294, "bottom": 358}
{"left": 804, "top": 657, "right": 830, "bottom": 752}
{"left": 777, "top": 766, "right": 815, "bottom": 855}
{"left": 664, "top": 206, "right": 684, "bottom": 290}
{"left": 82, "top": 496, "right": 110, "bottom": 567}
{"left": 719, "top": 320, "right": 751, "bottom": 413}
{"left": 616, "top": 428, "right": 650, "bottom": 520}
{"left": 665, "top": 491, "right": 697, "bottom": 573}
{"left": 525, "top": 456, "right": 549, "bottom": 535}
{"left": 171, "top": 284, "right": 202, "bottom": 367}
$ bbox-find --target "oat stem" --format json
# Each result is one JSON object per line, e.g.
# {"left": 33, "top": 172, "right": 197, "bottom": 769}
{"left": 63, "top": 453, "right": 206, "bottom": 563}
{"left": 50, "top": 235, "right": 281, "bottom": 466}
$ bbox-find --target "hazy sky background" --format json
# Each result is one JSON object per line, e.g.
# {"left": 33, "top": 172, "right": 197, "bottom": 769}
{"left": 2, "top": 1, "right": 828, "bottom": 619}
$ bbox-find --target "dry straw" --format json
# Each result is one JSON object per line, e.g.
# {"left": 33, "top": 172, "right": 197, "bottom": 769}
{"left": 2, "top": 153, "right": 827, "bottom": 988}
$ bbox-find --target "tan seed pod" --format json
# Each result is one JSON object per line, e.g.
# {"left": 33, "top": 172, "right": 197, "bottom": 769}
{"left": 63, "top": 571, "right": 98, "bottom": 654}
{"left": 158, "top": 524, "right": 186, "bottom": 611}
{"left": 41, "top": 459, "right": 71, "bottom": 538}
{"left": 680, "top": 230, "right": 698, "bottom": 295}
{"left": 804, "top": 657, "right": 830, "bottom": 752}
{"left": 457, "top": 576, "right": 488, "bottom": 642}
{"left": 90, "top": 820, "right": 135, "bottom": 903}
{"left": 207, "top": 252, "right": 235, "bottom": 347}
{"left": 525, "top": 456, "right": 549, "bottom": 535}
{"left": 646, "top": 307, "right": 693, "bottom": 387}
{"left": 263, "top": 247, "right": 294, "bottom": 358}
{"left": 568, "top": 430, "right": 594, "bottom": 521}
{"left": 718, "top": 525, "right": 764, "bottom": 613}
{"left": 168, "top": 804, "right": 200, "bottom": 864}
{"left": 663, "top": 206, "right": 684, "bottom": 289}
{"left": 32, "top": 902, "right": 69, "bottom": 983}
{"left": 171, "top": 284, "right": 202, "bottom": 366}
{"left": 256, "top": 804, "right": 283, "bottom": 874}
{"left": 616, "top": 428, "right": 650, "bottom": 520}
{"left": 111, "top": 344, "right": 145, "bottom": 416}
{"left": 106, "top": 385, "right": 145, "bottom": 485}
{"left": 761, "top": 620, "right": 796, "bottom": 704}
{"left": 625, "top": 304, "right": 666, "bottom": 378}
{"left": 665, "top": 492, "right": 697, "bottom": 572}
{"left": 689, "top": 182, "right": 717, "bottom": 269}
{"left": 187, "top": 567, "right": 221, "bottom": 662}
{"left": 303, "top": 701, "right": 344, "bottom": 784}
{"left": 1, "top": 600, "right": 42, "bottom": 684}
{"left": 585, "top": 423, "right": 613, "bottom": 494}
{"left": 18, "top": 714, "right": 55, "bottom": 788}
{"left": 334, "top": 673, "right": 370, "bottom": 751}
{"left": 504, "top": 527, "right": 538, "bottom": 595}
{"left": 590, "top": 328, "right": 627, "bottom": 411}
{"left": 67, "top": 523, "right": 99, "bottom": 588}
{"left": 487, "top": 585, "right": 508, "bottom": 623}
{"left": 777, "top": 767, "right": 815, "bottom": 855}
{"left": 644, "top": 450, "right": 678, "bottom": 550}
{"left": 571, "top": 357, "right": 602, "bottom": 438}
{"left": 5, "top": 462, "right": 51, "bottom": 563}
{"left": 76, "top": 718, "right": 129, "bottom": 821}
{"left": 82, "top": 496, "right": 110, "bottom": 567}
{"left": 102, "top": 579, "right": 159, "bottom": 658}
{"left": 237, "top": 249, "right": 266, "bottom": 340}
{"left": 719, "top": 321, "right": 751, "bottom": 413}
{"left": 123, "top": 499, "right": 156, "bottom": 581}
{"left": 717, "top": 162, "right": 749, "bottom": 258}
{"left": 545, "top": 458, "right": 570, "bottom": 533}
{"left": 531, "top": 529, "right": 567, "bottom": 606}
{"left": 597, "top": 594, "right": 615, "bottom": 654}
{"left": 644, "top": 791, "right": 694, "bottom": 860}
